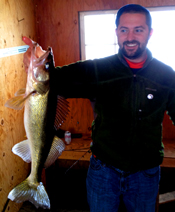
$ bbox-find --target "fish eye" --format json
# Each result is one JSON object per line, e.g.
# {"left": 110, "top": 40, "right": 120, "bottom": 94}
{"left": 45, "top": 63, "right": 50, "bottom": 70}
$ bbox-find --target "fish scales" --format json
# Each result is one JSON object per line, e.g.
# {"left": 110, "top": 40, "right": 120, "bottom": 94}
{"left": 25, "top": 92, "right": 50, "bottom": 182}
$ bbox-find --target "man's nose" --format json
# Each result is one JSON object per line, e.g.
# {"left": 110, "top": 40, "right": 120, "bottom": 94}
{"left": 127, "top": 30, "right": 135, "bottom": 41}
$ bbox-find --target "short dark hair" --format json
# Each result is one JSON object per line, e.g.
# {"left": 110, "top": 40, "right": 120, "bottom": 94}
{"left": 115, "top": 4, "right": 152, "bottom": 31}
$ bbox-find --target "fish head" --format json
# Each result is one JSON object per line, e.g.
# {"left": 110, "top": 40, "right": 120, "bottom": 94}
{"left": 28, "top": 42, "right": 55, "bottom": 94}
{"left": 31, "top": 43, "right": 55, "bottom": 82}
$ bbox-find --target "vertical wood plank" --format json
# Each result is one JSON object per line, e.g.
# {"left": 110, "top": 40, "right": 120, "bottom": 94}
{"left": 0, "top": 1, "right": 37, "bottom": 212}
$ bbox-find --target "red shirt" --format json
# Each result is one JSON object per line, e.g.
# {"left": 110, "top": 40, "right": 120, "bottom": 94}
{"left": 125, "top": 56, "right": 147, "bottom": 69}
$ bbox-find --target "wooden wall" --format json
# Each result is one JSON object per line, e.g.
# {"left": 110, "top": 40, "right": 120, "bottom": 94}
{"left": 34, "top": 0, "right": 175, "bottom": 138}
{"left": 0, "top": 1, "right": 37, "bottom": 212}
{"left": 1, "top": 0, "right": 175, "bottom": 211}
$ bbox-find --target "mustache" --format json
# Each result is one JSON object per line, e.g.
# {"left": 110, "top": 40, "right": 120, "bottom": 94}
{"left": 123, "top": 40, "right": 140, "bottom": 46}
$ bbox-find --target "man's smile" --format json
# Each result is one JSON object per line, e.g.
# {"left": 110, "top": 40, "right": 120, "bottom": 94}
{"left": 126, "top": 43, "right": 137, "bottom": 47}
{"left": 123, "top": 41, "right": 139, "bottom": 52}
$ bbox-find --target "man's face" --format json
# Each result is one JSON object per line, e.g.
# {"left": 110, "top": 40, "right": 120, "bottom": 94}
{"left": 116, "top": 13, "right": 152, "bottom": 62}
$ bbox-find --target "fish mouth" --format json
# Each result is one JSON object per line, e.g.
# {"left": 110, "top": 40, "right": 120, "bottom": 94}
{"left": 32, "top": 44, "right": 52, "bottom": 62}
{"left": 31, "top": 45, "right": 54, "bottom": 71}
{"left": 38, "top": 48, "right": 52, "bottom": 64}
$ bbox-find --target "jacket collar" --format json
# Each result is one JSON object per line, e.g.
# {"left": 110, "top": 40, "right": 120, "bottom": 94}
{"left": 117, "top": 48, "right": 153, "bottom": 70}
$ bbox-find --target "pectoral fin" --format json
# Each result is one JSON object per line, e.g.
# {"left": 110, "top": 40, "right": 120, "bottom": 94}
{"left": 5, "top": 89, "right": 35, "bottom": 110}
{"left": 5, "top": 95, "right": 26, "bottom": 110}
{"left": 15, "top": 88, "right": 26, "bottom": 96}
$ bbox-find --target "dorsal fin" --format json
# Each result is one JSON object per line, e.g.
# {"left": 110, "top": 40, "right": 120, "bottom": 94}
{"left": 54, "top": 96, "right": 70, "bottom": 130}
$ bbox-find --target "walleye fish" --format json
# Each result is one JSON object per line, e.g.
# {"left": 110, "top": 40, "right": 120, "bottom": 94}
{"left": 5, "top": 37, "right": 69, "bottom": 209}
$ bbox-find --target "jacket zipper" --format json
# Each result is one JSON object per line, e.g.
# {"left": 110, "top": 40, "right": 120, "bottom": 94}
{"left": 130, "top": 74, "right": 140, "bottom": 154}
{"left": 133, "top": 74, "right": 138, "bottom": 125}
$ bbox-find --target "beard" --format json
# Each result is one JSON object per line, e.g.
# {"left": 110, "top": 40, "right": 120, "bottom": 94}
{"left": 119, "top": 40, "right": 148, "bottom": 60}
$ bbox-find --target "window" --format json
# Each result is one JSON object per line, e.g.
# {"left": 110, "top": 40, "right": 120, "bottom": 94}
{"left": 80, "top": 11, "right": 117, "bottom": 60}
{"left": 79, "top": 7, "right": 175, "bottom": 70}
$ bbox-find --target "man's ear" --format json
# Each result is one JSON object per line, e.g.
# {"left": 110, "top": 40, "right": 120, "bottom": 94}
{"left": 149, "top": 28, "right": 153, "bottom": 39}
{"left": 115, "top": 28, "right": 118, "bottom": 36}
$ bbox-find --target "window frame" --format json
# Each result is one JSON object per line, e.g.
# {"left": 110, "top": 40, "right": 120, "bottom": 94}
{"left": 79, "top": 6, "right": 175, "bottom": 70}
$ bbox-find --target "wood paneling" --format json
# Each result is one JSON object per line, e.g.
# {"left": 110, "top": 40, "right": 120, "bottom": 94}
{"left": 34, "top": 0, "right": 175, "bottom": 137}
{"left": 0, "top": 1, "right": 37, "bottom": 212}
{"left": 1, "top": 0, "right": 175, "bottom": 211}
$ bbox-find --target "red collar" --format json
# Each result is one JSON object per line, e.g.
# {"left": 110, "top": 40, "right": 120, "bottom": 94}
{"left": 124, "top": 56, "right": 147, "bottom": 69}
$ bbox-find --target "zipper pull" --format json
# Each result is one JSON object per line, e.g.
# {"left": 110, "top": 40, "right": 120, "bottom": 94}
{"left": 133, "top": 74, "right": 136, "bottom": 81}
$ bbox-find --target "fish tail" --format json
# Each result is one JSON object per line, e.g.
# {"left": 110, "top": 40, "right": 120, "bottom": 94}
{"left": 8, "top": 178, "right": 50, "bottom": 209}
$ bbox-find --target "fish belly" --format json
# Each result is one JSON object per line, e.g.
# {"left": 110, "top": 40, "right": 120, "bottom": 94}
{"left": 25, "top": 92, "right": 52, "bottom": 182}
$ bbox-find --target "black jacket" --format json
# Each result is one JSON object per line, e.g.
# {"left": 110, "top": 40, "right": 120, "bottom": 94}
{"left": 54, "top": 49, "right": 175, "bottom": 171}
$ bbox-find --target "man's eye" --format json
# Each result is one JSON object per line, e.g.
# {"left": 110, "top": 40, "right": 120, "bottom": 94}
{"left": 121, "top": 29, "right": 127, "bottom": 33}
{"left": 135, "top": 29, "right": 143, "bottom": 33}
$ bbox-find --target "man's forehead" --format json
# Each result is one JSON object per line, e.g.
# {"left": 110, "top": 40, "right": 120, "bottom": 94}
{"left": 118, "top": 13, "right": 147, "bottom": 27}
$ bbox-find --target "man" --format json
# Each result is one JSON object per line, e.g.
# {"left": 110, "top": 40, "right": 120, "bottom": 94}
{"left": 23, "top": 4, "right": 175, "bottom": 212}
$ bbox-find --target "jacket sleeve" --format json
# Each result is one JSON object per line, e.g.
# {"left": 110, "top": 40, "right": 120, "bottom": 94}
{"left": 50, "top": 60, "right": 98, "bottom": 99}
{"left": 166, "top": 87, "right": 175, "bottom": 125}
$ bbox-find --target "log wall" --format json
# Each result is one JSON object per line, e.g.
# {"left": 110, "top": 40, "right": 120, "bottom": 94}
{"left": 0, "top": 1, "right": 37, "bottom": 212}
{"left": 35, "top": 0, "right": 175, "bottom": 138}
